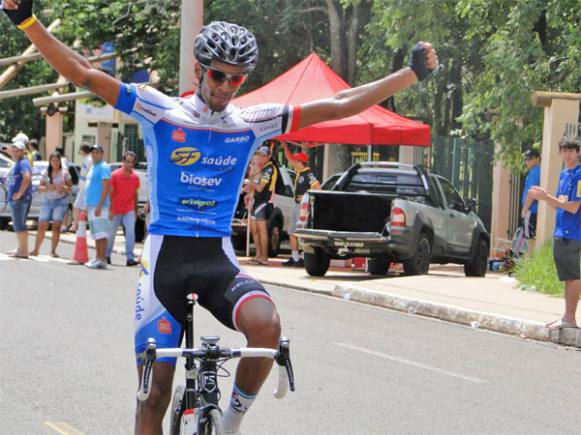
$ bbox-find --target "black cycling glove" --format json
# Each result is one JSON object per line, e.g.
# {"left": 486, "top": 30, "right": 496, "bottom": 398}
{"left": 2, "top": 0, "right": 35, "bottom": 29}
{"left": 408, "top": 43, "right": 432, "bottom": 81}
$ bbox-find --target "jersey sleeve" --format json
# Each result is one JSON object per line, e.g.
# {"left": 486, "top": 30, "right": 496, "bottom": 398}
{"left": 259, "top": 166, "right": 273, "bottom": 185}
{"left": 114, "top": 83, "right": 178, "bottom": 125}
{"left": 237, "top": 104, "right": 302, "bottom": 140}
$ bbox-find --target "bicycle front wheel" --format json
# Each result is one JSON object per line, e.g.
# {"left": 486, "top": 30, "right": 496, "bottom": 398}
{"left": 198, "top": 408, "right": 224, "bottom": 435}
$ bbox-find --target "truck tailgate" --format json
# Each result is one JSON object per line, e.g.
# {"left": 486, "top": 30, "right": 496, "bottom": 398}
{"left": 310, "top": 191, "right": 392, "bottom": 232}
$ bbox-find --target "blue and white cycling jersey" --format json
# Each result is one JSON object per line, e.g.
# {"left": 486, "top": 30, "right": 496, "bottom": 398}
{"left": 114, "top": 83, "right": 301, "bottom": 237}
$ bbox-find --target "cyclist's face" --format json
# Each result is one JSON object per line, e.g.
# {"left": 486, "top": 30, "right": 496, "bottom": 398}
{"left": 195, "top": 61, "right": 247, "bottom": 112}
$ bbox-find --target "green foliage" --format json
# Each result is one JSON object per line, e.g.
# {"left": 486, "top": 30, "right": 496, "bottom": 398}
{"left": 513, "top": 245, "right": 563, "bottom": 296}
{"left": 0, "top": 3, "right": 57, "bottom": 142}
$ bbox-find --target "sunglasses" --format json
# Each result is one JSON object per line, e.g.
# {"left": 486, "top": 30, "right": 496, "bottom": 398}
{"left": 204, "top": 66, "right": 247, "bottom": 87}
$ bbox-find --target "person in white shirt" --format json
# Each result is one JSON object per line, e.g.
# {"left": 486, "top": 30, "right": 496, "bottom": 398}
{"left": 70, "top": 143, "right": 93, "bottom": 232}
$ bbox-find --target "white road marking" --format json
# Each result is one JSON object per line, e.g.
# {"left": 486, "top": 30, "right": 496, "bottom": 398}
{"left": 334, "top": 342, "right": 490, "bottom": 384}
{"left": 44, "top": 421, "right": 85, "bottom": 435}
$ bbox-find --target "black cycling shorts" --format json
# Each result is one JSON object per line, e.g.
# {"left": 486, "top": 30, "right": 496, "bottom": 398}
{"left": 134, "top": 234, "right": 272, "bottom": 364}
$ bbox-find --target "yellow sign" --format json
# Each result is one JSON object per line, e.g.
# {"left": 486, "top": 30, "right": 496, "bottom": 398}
{"left": 171, "top": 147, "right": 201, "bottom": 166}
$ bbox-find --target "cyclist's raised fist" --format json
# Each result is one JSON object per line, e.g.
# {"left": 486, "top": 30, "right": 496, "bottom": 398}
{"left": 2, "top": 0, "right": 35, "bottom": 29}
{"left": 409, "top": 41, "right": 439, "bottom": 81}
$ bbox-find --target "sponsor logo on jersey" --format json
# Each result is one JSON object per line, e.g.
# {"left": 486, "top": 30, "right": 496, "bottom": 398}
{"left": 180, "top": 172, "right": 223, "bottom": 187}
{"left": 225, "top": 135, "right": 251, "bottom": 144}
{"left": 171, "top": 147, "right": 201, "bottom": 166}
{"left": 179, "top": 198, "right": 218, "bottom": 211}
{"left": 172, "top": 128, "right": 187, "bottom": 143}
{"left": 577, "top": 180, "right": 581, "bottom": 198}
{"left": 157, "top": 318, "right": 172, "bottom": 335}
{"left": 201, "top": 155, "right": 238, "bottom": 167}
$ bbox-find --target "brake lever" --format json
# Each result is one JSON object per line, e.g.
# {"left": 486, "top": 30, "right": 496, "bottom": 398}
{"left": 276, "top": 337, "right": 295, "bottom": 392}
{"left": 137, "top": 338, "right": 157, "bottom": 401}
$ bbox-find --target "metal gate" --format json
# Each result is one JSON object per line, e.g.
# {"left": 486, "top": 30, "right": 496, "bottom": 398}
{"left": 430, "top": 135, "right": 494, "bottom": 231}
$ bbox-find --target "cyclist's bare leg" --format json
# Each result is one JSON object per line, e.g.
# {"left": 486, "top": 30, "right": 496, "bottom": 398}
{"left": 223, "top": 297, "right": 280, "bottom": 431}
{"left": 135, "top": 362, "right": 175, "bottom": 435}
{"left": 236, "top": 297, "right": 281, "bottom": 392}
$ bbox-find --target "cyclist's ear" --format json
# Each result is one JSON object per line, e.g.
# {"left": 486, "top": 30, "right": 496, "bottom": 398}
{"left": 194, "top": 62, "right": 203, "bottom": 87}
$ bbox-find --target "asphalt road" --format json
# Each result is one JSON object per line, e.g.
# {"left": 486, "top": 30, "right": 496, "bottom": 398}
{"left": 1, "top": 230, "right": 581, "bottom": 435}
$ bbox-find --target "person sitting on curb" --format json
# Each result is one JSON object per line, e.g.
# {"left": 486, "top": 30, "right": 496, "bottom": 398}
{"left": 529, "top": 137, "right": 581, "bottom": 330}
{"left": 105, "top": 151, "right": 140, "bottom": 267}
{"left": 521, "top": 148, "right": 541, "bottom": 240}
{"left": 282, "top": 142, "right": 320, "bottom": 267}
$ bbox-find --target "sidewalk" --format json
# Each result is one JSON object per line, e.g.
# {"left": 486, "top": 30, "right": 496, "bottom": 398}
{"left": 52, "top": 230, "right": 581, "bottom": 348}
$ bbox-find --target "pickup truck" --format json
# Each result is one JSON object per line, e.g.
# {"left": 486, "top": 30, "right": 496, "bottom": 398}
{"left": 295, "top": 162, "right": 489, "bottom": 277}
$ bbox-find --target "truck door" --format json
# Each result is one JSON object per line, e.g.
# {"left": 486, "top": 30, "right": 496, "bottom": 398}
{"left": 437, "top": 177, "right": 474, "bottom": 255}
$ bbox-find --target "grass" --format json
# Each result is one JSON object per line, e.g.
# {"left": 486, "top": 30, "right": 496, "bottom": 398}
{"left": 513, "top": 245, "right": 563, "bottom": 297}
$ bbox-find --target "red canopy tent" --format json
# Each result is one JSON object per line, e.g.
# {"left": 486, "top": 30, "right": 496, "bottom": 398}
{"left": 234, "top": 53, "right": 431, "bottom": 146}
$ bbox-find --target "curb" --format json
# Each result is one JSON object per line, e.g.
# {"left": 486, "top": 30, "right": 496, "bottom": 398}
{"left": 46, "top": 233, "right": 580, "bottom": 348}
{"left": 264, "top": 279, "right": 579, "bottom": 348}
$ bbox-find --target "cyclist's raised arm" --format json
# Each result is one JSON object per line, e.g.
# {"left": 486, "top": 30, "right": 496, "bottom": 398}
{"left": 2, "top": 1, "right": 120, "bottom": 106}
{"left": 297, "top": 42, "right": 438, "bottom": 130}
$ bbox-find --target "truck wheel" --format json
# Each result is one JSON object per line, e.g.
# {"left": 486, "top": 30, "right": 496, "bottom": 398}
{"left": 367, "top": 258, "right": 391, "bottom": 275}
{"left": 403, "top": 233, "right": 432, "bottom": 276}
{"left": 0, "top": 217, "right": 9, "bottom": 231}
{"left": 464, "top": 239, "right": 488, "bottom": 277}
{"left": 267, "top": 218, "right": 282, "bottom": 258}
{"left": 304, "top": 247, "right": 330, "bottom": 277}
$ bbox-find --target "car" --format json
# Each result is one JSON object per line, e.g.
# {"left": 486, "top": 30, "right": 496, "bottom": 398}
{"left": 0, "top": 152, "right": 13, "bottom": 180}
{"left": 0, "top": 159, "right": 80, "bottom": 230}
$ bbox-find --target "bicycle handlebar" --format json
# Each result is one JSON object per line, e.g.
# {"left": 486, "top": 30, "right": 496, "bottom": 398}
{"left": 137, "top": 337, "right": 295, "bottom": 402}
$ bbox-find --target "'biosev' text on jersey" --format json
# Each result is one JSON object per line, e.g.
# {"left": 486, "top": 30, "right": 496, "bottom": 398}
{"left": 114, "top": 83, "right": 300, "bottom": 238}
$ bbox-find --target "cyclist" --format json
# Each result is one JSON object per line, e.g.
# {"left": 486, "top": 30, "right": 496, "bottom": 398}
{"left": 2, "top": 2, "right": 438, "bottom": 433}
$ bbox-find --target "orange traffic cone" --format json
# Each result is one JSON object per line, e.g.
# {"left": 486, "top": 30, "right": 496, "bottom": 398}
{"left": 71, "top": 211, "right": 89, "bottom": 264}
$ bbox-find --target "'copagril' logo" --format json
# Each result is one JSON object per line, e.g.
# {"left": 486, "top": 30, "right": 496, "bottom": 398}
{"left": 171, "top": 147, "right": 201, "bottom": 166}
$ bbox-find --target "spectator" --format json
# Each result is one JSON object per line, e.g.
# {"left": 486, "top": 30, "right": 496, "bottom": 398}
{"left": 282, "top": 143, "right": 320, "bottom": 266}
{"left": 84, "top": 144, "right": 111, "bottom": 270}
{"left": 29, "top": 151, "right": 72, "bottom": 257}
{"left": 70, "top": 143, "right": 92, "bottom": 232}
{"left": 521, "top": 148, "right": 541, "bottom": 239}
{"left": 11, "top": 132, "right": 32, "bottom": 165}
{"left": 529, "top": 137, "right": 581, "bottom": 330}
{"left": 28, "top": 139, "right": 42, "bottom": 161}
{"left": 6, "top": 140, "right": 32, "bottom": 258}
{"left": 247, "top": 146, "right": 277, "bottom": 265}
{"left": 106, "top": 151, "right": 140, "bottom": 266}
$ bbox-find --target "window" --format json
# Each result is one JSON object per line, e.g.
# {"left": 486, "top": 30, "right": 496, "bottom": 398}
{"left": 439, "top": 178, "right": 465, "bottom": 212}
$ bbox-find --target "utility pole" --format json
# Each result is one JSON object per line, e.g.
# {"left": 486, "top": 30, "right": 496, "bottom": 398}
{"left": 179, "top": 0, "right": 204, "bottom": 96}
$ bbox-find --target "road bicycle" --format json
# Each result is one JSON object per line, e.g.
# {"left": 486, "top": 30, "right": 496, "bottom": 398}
{"left": 137, "top": 294, "right": 295, "bottom": 435}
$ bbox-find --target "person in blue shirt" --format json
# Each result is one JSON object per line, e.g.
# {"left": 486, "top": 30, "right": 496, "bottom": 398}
{"left": 83, "top": 144, "right": 111, "bottom": 269}
{"left": 521, "top": 149, "right": 541, "bottom": 239}
{"left": 6, "top": 140, "right": 32, "bottom": 258}
{"left": 530, "top": 137, "right": 581, "bottom": 330}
